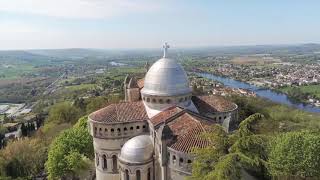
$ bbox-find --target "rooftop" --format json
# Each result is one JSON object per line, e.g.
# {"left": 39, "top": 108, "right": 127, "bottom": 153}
{"left": 166, "top": 112, "right": 213, "bottom": 153}
{"left": 89, "top": 101, "right": 148, "bottom": 123}
{"left": 192, "top": 95, "right": 237, "bottom": 113}
{"left": 149, "top": 106, "right": 184, "bottom": 127}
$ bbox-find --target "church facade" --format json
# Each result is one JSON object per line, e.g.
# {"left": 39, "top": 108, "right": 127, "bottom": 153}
{"left": 88, "top": 43, "right": 239, "bottom": 180}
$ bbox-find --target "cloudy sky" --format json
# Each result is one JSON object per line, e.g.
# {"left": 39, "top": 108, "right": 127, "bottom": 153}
{"left": 0, "top": 0, "right": 320, "bottom": 50}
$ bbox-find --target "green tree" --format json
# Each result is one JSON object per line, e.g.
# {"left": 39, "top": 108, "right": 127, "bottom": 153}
{"left": 74, "top": 98, "right": 86, "bottom": 112}
{"left": 0, "top": 137, "right": 47, "bottom": 179}
{"left": 45, "top": 116, "right": 94, "bottom": 180}
{"left": 190, "top": 113, "right": 269, "bottom": 180}
{"left": 268, "top": 131, "right": 320, "bottom": 179}
{"left": 47, "top": 102, "right": 81, "bottom": 124}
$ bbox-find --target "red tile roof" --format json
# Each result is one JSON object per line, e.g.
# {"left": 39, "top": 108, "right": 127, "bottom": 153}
{"left": 89, "top": 101, "right": 148, "bottom": 123}
{"left": 192, "top": 95, "right": 237, "bottom": 113}
{"left": 149, "top": 106, "right": 183, "bottom": 127}
{"left": 166, "top": 112, "right": 213, "bottom": 153}
{"left": 89, "top": 94, "right": 235, "bottom": 153}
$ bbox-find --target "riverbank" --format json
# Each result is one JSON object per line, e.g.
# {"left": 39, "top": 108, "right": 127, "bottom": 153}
{"left": 194, "top": 69, "right": 320, "bottom": 107}
{"left": 197, "top": 72, "right": 320, "bottom": 114}
{"left": 276, "top": 85, "right": 320, "bottom": 106}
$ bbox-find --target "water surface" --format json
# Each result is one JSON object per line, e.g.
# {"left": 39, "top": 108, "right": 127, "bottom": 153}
{"left": 198, "top": 73, "right": 320, "bottom": 114}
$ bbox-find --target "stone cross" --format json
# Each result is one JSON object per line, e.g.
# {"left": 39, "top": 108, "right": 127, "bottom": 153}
{"left": 163, "top": 42, "right": 170, "bottom": 58}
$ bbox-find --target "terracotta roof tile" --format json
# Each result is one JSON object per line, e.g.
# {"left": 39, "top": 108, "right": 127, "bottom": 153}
{"left": 166, "top": 112, "right": 213, "bottom": 153}
{"left": 192, "top": 95, "right": 237, "bottom": 113}
{"left": 149, "top": 106, "right": 183, "bottom": 127}
{"left": 89, "top": 101, "right": 148, "bottom": 123}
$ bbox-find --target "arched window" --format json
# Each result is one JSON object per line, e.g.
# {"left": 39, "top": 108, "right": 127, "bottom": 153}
{"left": 104, "top": 128, "right": 108, "bottom": 132}
{"left": 102, "top": 155, "right": 107, "bottom": 170}
{"left": 146, "top": 98, "right": 150, "bottom": 102}
{"left": 112, "top": 155, "right": 118, "bottom": 173}
{"left": 159, "top": 99, "right": 164, "bottom": 104}
{"left": 136, "top": 126, "right": 140, "bottom": 130}
{"left": 147, "top": 168, "right": 151, "bottom": 180}
{"left": 124, "top": 127, "right": 127, "bottom": 131}
{"left": 125, "top": 169, "right": 129, "bottom": 180}
{"left": 117, "top": 128, "right": 121, "bottom": 132}
{"left": 142, "top": 125, "right": 146, "bottom": 129}
{"left": 173, "top": 155, "right": 176, "bottom": 164}
{"left": 136, "top": 170, "right": 141, "bottom": 180}
{"left": 111, "top": 128, "right": 114, "bottom": 133}
{"left": 224, "top": 116, "right": 227, "bottom": 119}
{"left": 179, "top": 158, "right": 184, "bottom": 163}
{"left": 166, "top": 99, "right": 171, "bottom": 104}
{"left": 130, "top": 126, "right": 134, "bottom": 130}
{"left": 152, "top": 99, "right": 156, "bottom": 103}
{"left": 94, "top": 127, "right": 97, "bottom": 135}
{"left": 187, "top": 159, "right": 192, "bottom": 164}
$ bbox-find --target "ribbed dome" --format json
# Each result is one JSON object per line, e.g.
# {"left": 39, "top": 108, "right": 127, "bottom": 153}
{"left": 119, "top": 135, "right": 153, "bottom": 163}
{"left": 141, "top": 58, "right": 191, "bottom": 96}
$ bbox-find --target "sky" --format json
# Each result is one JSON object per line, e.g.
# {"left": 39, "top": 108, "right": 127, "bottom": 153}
{"left": 0, "top": 0, "right": 320, "bottom": 50}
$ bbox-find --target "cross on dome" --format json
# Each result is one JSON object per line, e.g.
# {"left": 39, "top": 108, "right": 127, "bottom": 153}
{"left": 163, "top": 42, "right": 170, "bottom": 58}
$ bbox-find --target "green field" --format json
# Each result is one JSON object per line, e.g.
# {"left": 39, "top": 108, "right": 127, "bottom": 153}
{"left": 279, "top": 84, "right": 320, "bottom": 99}
{"left": 0, "top": 64, "right": 36, "bottom": 80}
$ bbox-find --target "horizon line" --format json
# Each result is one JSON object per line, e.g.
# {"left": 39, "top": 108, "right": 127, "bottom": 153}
{"left": 0, "top": 42, "right": 319, "bottom": 51}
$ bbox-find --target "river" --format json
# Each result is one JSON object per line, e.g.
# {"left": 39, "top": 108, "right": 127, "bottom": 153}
{"left": 197, "top": 73, "right": 320, "bottom": 114}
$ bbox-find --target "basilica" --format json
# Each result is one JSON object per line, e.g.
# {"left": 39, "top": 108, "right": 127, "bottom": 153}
{"left": 88, "top": 43, "right": 239, "bottom": 180}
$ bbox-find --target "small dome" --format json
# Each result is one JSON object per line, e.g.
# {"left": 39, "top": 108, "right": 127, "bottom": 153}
{"left": 141, "top": 58, "right": 191, "bottom": 96}
{"left": 120, "top": 135, "right": 153, "bottom": 163}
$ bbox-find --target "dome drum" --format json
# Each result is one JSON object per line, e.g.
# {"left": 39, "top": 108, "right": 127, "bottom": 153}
{"left": 142, "top": 94, "right": 192, "bottom": 106}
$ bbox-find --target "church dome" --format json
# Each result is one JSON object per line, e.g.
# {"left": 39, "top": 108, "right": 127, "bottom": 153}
{"left": 141, "top": 44, "right": 191, "bottom": 97}
{"left": 119, "top": 135, "right": 153, "bottom": 163}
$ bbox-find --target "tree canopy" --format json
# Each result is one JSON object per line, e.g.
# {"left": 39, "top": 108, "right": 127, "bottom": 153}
{"left": 47, "top": 102, "right": 81, "bottom": 124}
{"left": 190, "top": 113, "right": 269, "bottom": 180}
{"left": 268, "top": 131, "right": 320, "bottom": 179}
{"left": 0, "top": 137, "right": 47, "bottom": 179}
{"left": 45, "top": 116, "right": 94, "bottom": 180}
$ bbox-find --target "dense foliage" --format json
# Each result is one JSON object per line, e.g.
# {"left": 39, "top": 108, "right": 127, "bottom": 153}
{"left": 268, "top": 131, "right": 320, "bottom": 179}
{"left": 190, "top": 95, "right": 320, "bottom": 180}
{"left": 0, "top": 137, "right": 47, "bottom": 179}
{"left": 190, "top": 113, "right": 269, "bottom": 180}
{"left": 45, "top": 116, "right": 94, "bottom": 180}
{"left": 47, "top": 102, "right": 81, "bottom": 124}
{"left": 278, "top": 85, "right": 320, "bottom": 102}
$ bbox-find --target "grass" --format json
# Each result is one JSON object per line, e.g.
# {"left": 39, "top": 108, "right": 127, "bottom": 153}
{"left": 279, "top": 84, "right": 320, "bottom": 99}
